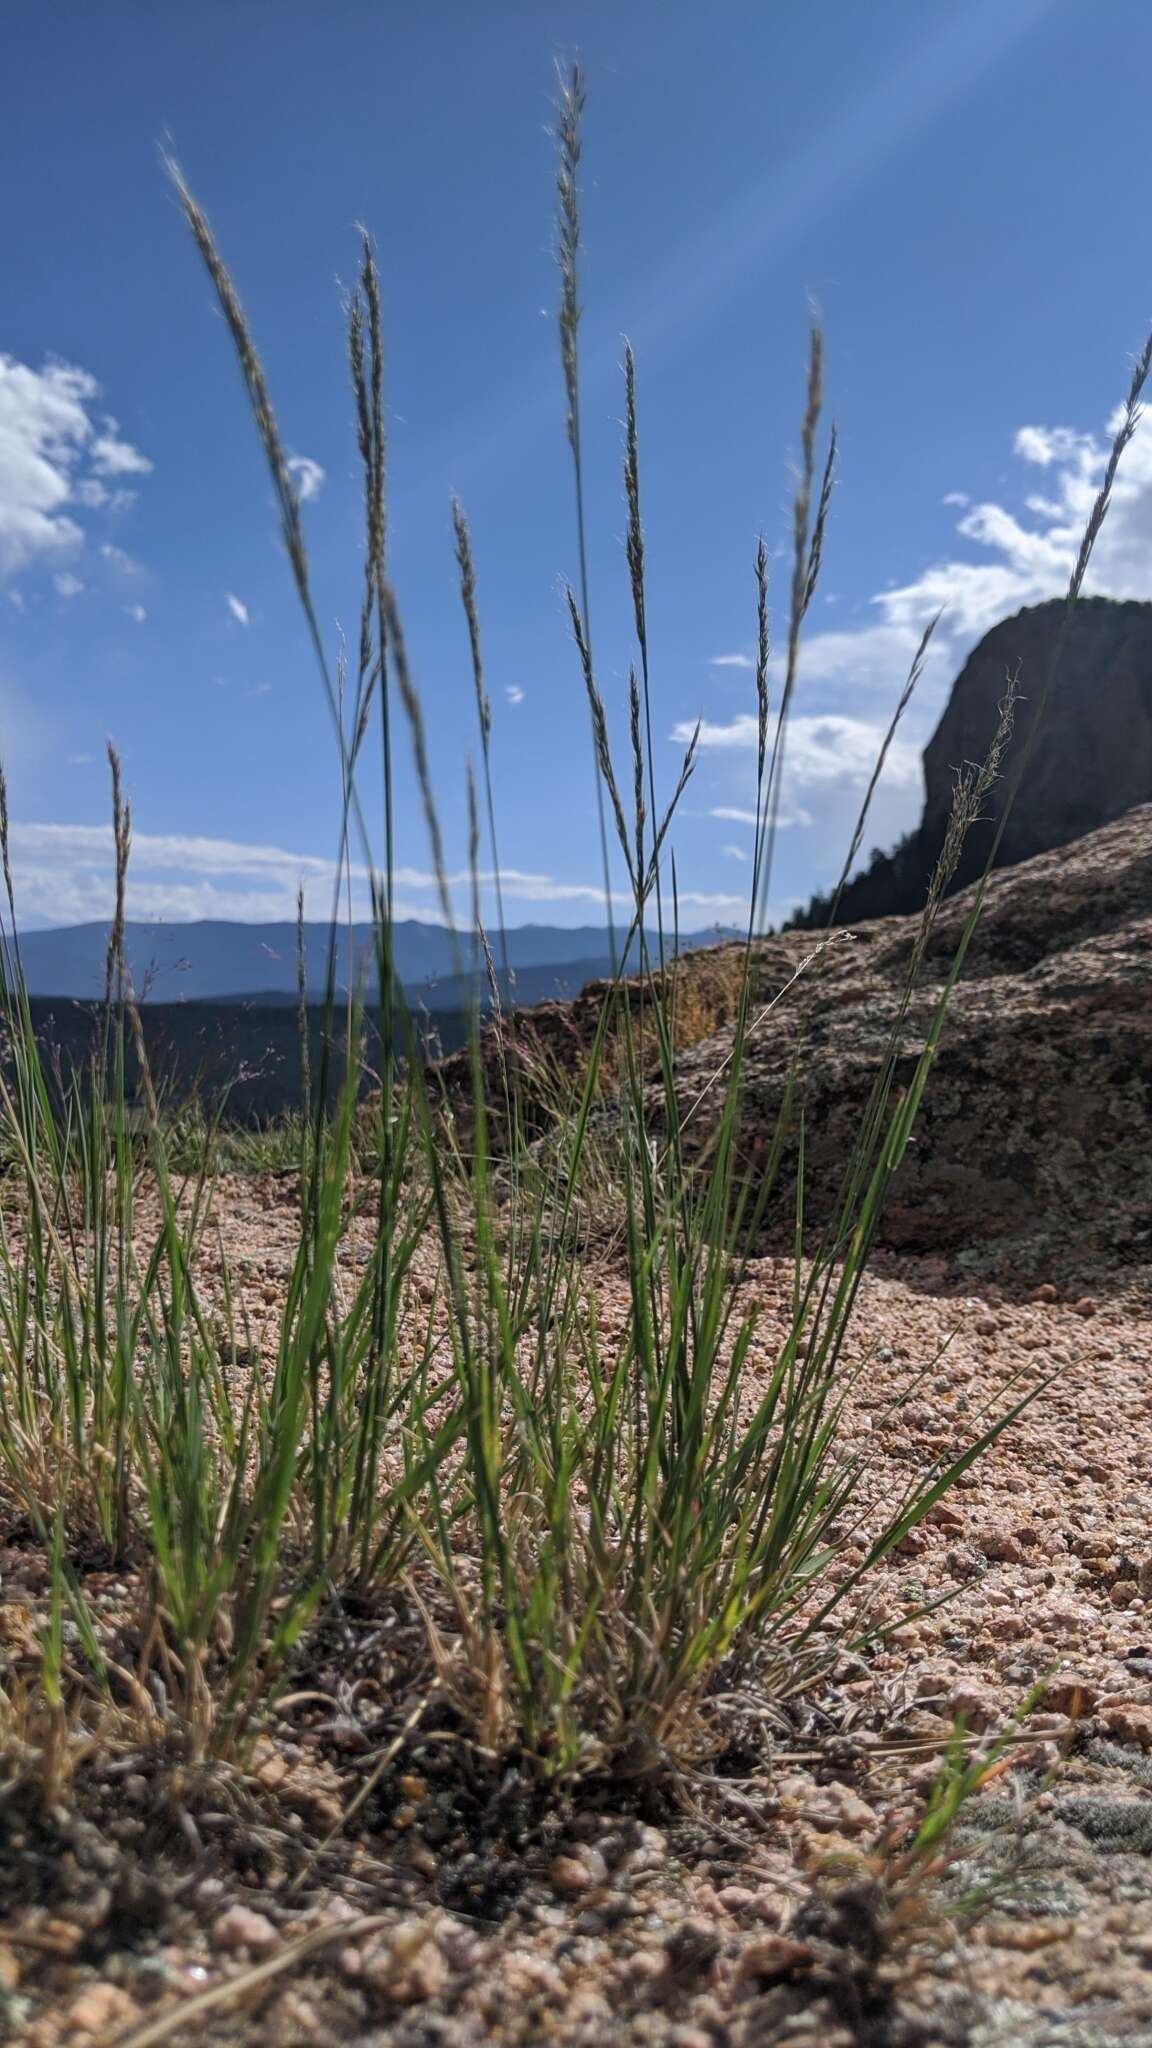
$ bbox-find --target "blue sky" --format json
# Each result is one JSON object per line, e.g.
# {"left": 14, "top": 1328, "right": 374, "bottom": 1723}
{"left": 3, "top": 0, "right": 1152, "bottom": 931}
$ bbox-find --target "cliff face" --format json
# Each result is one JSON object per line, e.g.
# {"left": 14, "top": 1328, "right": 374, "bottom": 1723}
{"left": 792, "top": 595, "right": 1152, "bottom": 929}
{"left": 922, "top": 595, "right": 1152, "bottom": 869}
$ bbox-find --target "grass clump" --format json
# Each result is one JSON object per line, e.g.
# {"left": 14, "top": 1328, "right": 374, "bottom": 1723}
{"left": 0, "top": 69, "right": 1146, "bottom": 1838}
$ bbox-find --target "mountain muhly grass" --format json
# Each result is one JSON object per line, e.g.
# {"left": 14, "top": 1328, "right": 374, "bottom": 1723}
{"left": 0, "top": 65, "right": 1148, "bottom": 1795}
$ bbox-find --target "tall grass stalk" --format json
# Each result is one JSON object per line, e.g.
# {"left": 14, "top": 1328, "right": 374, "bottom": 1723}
{"left": 554, "top": 61, "right": 616, "bottom": 951}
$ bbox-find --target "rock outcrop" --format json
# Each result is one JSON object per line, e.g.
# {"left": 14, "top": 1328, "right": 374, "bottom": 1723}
{"left": 792, "top": 596, "right": 1152, "bottom": 929}
{"left": 673, "top": 803, "right": 1152, "bottom": 1286}
{"left": 433, "top": 805, "right": 1152, "bottom": 1290}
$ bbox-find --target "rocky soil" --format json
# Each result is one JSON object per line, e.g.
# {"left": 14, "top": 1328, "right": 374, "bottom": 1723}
{"left": 2, "top": 1193, "right": 1152, "bottom": 2046}
{"left": 3, "top": 807, "right": 1152, "bottom": 2045}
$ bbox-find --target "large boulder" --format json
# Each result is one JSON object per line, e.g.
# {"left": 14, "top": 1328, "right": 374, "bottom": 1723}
{"left": 430, "top": 806, "right": 1152, "bottom": 1293}
{"left": 672, "top": 804, "right": 1152, "bottom": 1290}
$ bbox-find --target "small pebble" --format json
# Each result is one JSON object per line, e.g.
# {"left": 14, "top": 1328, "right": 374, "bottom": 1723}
{"left": 212, "top": 1905, "right": 279, "bottom": 1954}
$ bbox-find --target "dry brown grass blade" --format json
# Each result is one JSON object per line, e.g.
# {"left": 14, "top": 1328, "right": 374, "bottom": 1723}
{"left": 755, "top": 318, "right": 836, "bottom": 930}
{"left": 755, "top": 535, "right": 770, "bottom": 784}
{"left": 168, "top": 162, "right": 308, "bottom": 606}
{"left": 676, "top": 931, "right": 853, "bottom": 1138}
{"left": 553, "top": 60, "right": 586, "bottom": 455}
{"left": 379, "top": 581, "right": 454, "bottom": 930}
{"left": 105, "top": 739, "right": 130, "bottom": 1008}
{"left": 453, "top": 496, "right": 490, "bottom": 743}
{"left": 286, "top": 1695, "right": 429, "bottom": 1898}
{"left": 113, "top": 1912, "right": 397, "bottom": 2048}
{"left": 565, "top": 584, "right": 635, "bottom": 889}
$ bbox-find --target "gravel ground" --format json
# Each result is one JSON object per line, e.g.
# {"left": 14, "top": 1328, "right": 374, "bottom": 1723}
{"left": 2, "top": 1176, "right": 1151, "bottom": 2046}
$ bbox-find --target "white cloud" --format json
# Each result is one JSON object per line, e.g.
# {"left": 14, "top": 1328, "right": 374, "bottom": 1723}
{"left": 684, "top": 714, "right": 757, "bottom": 751}
{"left": 710, "top": 801, "right": 814, "bottom": 830}
{"left": 0, "top": 359, "right": 89, "bottom": 575}
{"left": 722, "top": 843, "right": 747, "bottom": 861}
{"left": 226, "top": 593, "right": 250, "bottom": 626}
{"left": 505, "top": 684, "right": 525, "bottom": 705}
{"left": 0, "top": 356, "right": 150, "bottom": 578}
{"left": 124, "top": 604, "right": 147, "bottom": 624}
{"left": 54, "top": 572, "right": 84, "bottom": 599}
{"left": 1, "top": 819, "right": 747, "bottom": 927}
{"left": 1012, "top": 424, "right": 1092, "bottom": 469}
{"left": 708, "top": 652, "right": 755, "bottom": 670}
{"left": 787, "top": 619, "right": 952, "bottom": 696}
{"left": 287, "top": 454, "right": 325, "bottom": 502}
{"left": 875, "top": 401, "right": 1152, "bottom": 645}
{"left": 789, "top": 716, "right": 921, "bottom": 789}
{"left": 680, "top": 712, "right": 920, "bottom": 792}
{"left": 90, "top": 423, "right": 153, "bottom": 478}
{"left": 99, "top": 542, "right": 140, "bottom": 574}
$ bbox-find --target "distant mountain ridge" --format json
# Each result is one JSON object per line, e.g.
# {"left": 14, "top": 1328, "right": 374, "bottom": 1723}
{"left": 10, "top": 917, "right": 728, "bottom": 1006}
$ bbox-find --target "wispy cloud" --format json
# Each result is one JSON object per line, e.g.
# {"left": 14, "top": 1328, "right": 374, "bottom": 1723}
{"left": 90, "top": 424, "right": 153, "bottom": 478}
{"left": 722, "top": 843, "right": 747, "bottom": 862}
{"left": 2, "top": 819, "right": 748, "bottom": 928}
{"left": 99, "top": 542, "right": 140, "bottom": 574}
{"left": 53, "top": 572, "right": 84, "bottom": 599}
{"left": 708, "top": 652, "right": 755, "bottom": 670}
{"left": 287, "top": 454, "right": 325, "bottom": 502}
{"left": 0, "top": 355, "right": 150, "bottom": 579}
{"left": 709, "top": 802, "right": 815, "bottom": 830}
{"left": 124, "top": 603, "right": 147, "bottom": 624}
{"left": 226, "top": 593, "right": 250, "bottom": 626}
{"left": 505, "top": 684, "right": 525, "bottom": 705}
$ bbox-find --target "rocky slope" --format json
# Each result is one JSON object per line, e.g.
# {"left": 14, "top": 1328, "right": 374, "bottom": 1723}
{"left": 437, "top": 804, "right": 1152, "bottom": 1290}
{"left": 792, "top": 595, "right": 1152, "bottom": 929}
{"left": 676, "top": 802, "right": 1152, "bottom": 1285}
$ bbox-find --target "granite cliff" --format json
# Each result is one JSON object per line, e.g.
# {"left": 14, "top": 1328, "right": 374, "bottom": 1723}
{"left": 792, "top": 595, "right": 1152, "bottom": 929}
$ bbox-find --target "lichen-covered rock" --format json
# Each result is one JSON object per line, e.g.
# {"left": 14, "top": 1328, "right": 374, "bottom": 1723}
{"left": 669, "top": 804, "right": 1152, "bottom": 1284}
{"left": 436, "top": 806, "right": 1152, "bottom": 1290}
